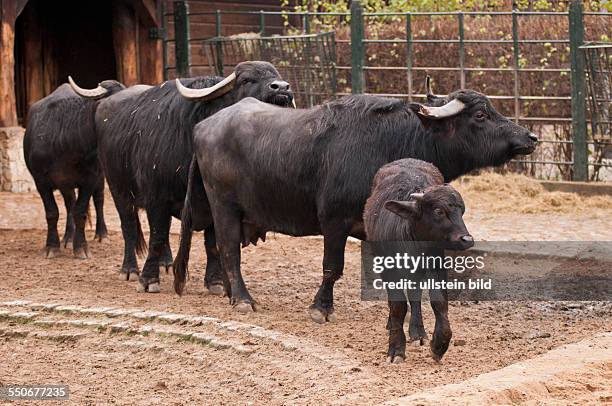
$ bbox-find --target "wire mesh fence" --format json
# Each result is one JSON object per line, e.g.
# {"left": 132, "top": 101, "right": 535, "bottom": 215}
{"left": 582, "top": 43, "right": 612, "bottom": 180}
{"left": 202, "top": 32, "right": 337, "bottom": 108}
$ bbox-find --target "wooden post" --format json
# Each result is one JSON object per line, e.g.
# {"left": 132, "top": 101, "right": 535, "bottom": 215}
{"left": 22, "top": 3, "right": 42, "bottom": 120}
{"left": 112, "top": 1, "right": 139, "bottom": 86}
{"left": 138, "top": 19, "right": 163, "bottom": 84}
{"left": 0, "top": 0, "right": 18, "bottom": 127}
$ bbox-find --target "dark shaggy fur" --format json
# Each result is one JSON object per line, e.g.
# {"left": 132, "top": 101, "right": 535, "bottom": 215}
{"left": 174, "top": 88, "right": 536, "bottom": 320}
{"left": 92, "top": 61, "right": 293, "bottom": 287}
{"left": 363, "top": 159, "right": 472, "bottom": 363}
{"left": 23, "top": 80, "right": 125, "bottom": 258}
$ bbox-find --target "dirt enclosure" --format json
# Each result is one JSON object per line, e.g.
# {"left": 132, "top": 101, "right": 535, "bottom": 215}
{"left": 0, "top": 173, "right": 611, "bottom": 405}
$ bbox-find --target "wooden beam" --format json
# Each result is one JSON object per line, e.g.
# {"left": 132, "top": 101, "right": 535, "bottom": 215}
{"left": 22, "top": 1, "right": 42, "bottom": 121}
{"left": 0, "top": 0, "right": 18, "bottom": 127}
{"left": 42, "top": 17, "right": 58, "bottom": 96}
{"left": 138, "top": 19, "right": 162, "bottom": 84}
{"left": 129, "top": 0, "right": 159, "bottom": 27}
{"left": 112, "top": 1, "right": 139, "bottom": 86}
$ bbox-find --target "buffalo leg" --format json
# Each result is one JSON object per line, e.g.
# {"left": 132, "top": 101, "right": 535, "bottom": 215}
{"left": 158, "top": 239, "right": 173, "bottom": 272}
{"left": 137, "top": 205, "right": 171, "bottom": 293}
{"left": 309, "top": 221, "right": 349, "bottom": 323}
{"left": 72, "top": 185, "right": 94, "bottom": 259}
{"left": 203, "top": 225, "right": 225, "bottom": 296}
{"left": 429, "top": 268, "right": 452, "bottom": 362}
{"left": 209, "top": 202, "right": 255, "bottom": 311}
{"left": 108, "top": 186, "right": 140, "bottom": 280}
{"left": 59, "top": 188, "right": 75, "bottom": 248}
{"left": 408, "top": 284, "right": 428, "bottom": 345}
{"left": 92, "top": 180, "right": 108, "bottom": 242}
{"left": 386, "top": 288, "right": 408, "bottom": 364}
{"left": 36, "top": 179, "right": 60, "bottom": 258}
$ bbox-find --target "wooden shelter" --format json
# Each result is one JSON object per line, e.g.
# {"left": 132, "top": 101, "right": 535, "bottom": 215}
{"left": 1, "top": 0, "right": 165, "bottom": 127}
{"left": 0, "top": 0, "right": 288, "bottom": 127}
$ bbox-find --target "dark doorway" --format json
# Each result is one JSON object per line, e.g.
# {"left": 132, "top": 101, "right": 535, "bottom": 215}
{"left": 14, "top": 0, "right": 117, "bottom": 125}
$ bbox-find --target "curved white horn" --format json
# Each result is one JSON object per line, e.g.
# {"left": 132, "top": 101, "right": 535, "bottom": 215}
{"left": 417, "top": 98, "right": 466, "bottom": 119}
{"left": 425, "top": 76, "right": 434, "bottom": 98}
{"left": 176, "top": 72, "right": 236, "bottom": 101}
{"left": 68, "top": 76, "right": 109, "bottom": 99}
{"left": 410, "top": 192, "right": 425, "bottom": 201}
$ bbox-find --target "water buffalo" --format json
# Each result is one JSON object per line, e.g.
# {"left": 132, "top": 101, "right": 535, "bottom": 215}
{"left": 363, "top": 158, "right": 473, "bottom": 363}
{"left": 24, "top": 80, "right": 125, "bottom": 259}
{"left": 174, "top": 83, "right": 537, "bottom": 321}
{"left": 70, "top": 61, "right": 294, "bottom": 292}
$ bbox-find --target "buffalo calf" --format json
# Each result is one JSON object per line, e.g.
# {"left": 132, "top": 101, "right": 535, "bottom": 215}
{"left": 364, "top": 158, "right": 473, "bottom": 363}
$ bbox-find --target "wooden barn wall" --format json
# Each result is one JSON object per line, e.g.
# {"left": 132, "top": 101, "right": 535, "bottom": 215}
{"left": 164, "top": 0, "right": 290, "bottom": 77}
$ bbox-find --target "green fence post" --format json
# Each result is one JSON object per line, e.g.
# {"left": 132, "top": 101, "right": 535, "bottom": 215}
{"left": 161, "top": 1, "right": 168, "bottom": 80}
{"left": 458, "top": 12, "right": 465, "bottom": 89}
{"left": 569, "top": 0, "right": 588, "bottom": 181}
{"left": 350, "top": 0, "right": 364, "bottom": 94}
{"left": 406, "top": 12, "right": 413, "bottom": 101}
{"left": 303, "top": 12, "right": 310, "bottom": 34}
{"left": 512, "top": 9, "right": 520, "bottom": 124}
{"left": 215, "top": 10, "right": 224, "bottom": 76}
{"left": 173, "top": 1, "right": 190, "bottom": 78}
{"left": 259, "top": 10, "right": 266, "bottom": 36}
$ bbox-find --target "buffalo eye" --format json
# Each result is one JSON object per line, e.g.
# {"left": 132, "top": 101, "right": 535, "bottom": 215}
{"left": 434, "top": 208, "right": 445, "bottom": 217}
{"left": 474, "top": 111, "right": 487, "bottom": 121}
{"left": 240, "top": 78, "right": 255, "bottom": 85}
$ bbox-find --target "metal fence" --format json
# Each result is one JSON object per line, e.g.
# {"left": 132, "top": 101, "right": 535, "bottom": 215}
{"left": 163, "top": 1, "right": 612, "bottom": 181}
{"left": 203, "top": 32, "right": 337, "bottom": 108}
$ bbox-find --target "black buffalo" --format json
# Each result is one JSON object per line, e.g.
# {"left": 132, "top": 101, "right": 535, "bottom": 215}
{"left": 363, "top": 158, "right": 473, "bottom": 363}
{"left": 24, "top": 80, "right": 125, "bottom": 259}
{"left": 173, "top": 83, "right": 537, "bottom": 321}
{"left": 71, "top": 61, "right": 293, "bottom": 291}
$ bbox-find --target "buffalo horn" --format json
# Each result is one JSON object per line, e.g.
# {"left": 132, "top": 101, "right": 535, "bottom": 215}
{"left": 410, "top": 192, "right": 425, "bottom": 201}
{"left": 417, "top": 98, "right": 466, "bottom": 119}
{"left": 425, "top": 75, "right": 434, "bottom": 98}
{"left": 175, "top": 72, "right": 236, "bottom": 101}
{"left": 68, "top": 76, "right": 110, "bottom": 99}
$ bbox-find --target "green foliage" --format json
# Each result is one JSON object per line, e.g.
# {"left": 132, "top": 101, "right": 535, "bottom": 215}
{"left": 280, "top": 0, "right": 612, "bottom": 17}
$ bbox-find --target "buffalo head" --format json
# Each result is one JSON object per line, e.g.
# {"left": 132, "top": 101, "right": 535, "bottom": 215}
{"left": 176, "top": 61, "right": 294, "bottom": 107}
{"left": 384, "top": 184, "right": 474, "bottom": 251}
{"left": 411, "top": 78, "right": 538, "bottom": 173}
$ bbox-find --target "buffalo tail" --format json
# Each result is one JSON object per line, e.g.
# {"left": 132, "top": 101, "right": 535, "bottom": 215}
{"left": 173, "top": 155, "right": 197, "bottom": 295}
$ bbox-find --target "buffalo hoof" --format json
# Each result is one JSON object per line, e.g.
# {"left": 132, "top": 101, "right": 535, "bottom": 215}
{"left": 386, "top": 355, "right": 404, "bottom": 364}
{"left": 409, "top": 336, "right": 427, "bottom": 346}
{"left": 74, "top": 247, "right": 90, "bottom": 259}
{"left": 430, "top": 343, "right": 445, "bottom": 364}
{"left": 45, "top": 246, "right": 60, "bottom": 259}
{"left": 137, "top": 276, "right": 161, "bottom": 293}
{"left": 409, "top": 326, "right": 428, "bottom": 346}
{"left": 159, "top": 264, "right": 172, "bottom": 275}
{"left": 206, "top": 284, "right": 225, "bottom": 296}
{"left": 430, "top": 351, "right": 443, "bottom": 364}
{"left": 136, "top": 281, "right": 161, "bottom": 293}
{"left": 118, "top": 270, "right": 139, "bottom": 281}
{"left": 94, "top": 233, "right": 108, "bottom": 243}
{"left": 308, "top": 305, "right": 336, "bottom": 324}
{"left": 233, "top": 302, "right": 255, "bottom": 313}
{"left": 61, "top": 236, "right": 73, "bottom": 248}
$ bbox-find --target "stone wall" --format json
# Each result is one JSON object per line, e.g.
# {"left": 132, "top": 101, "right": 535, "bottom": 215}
{"left": 0, "top": 127, "right": 35, "bottom": 192}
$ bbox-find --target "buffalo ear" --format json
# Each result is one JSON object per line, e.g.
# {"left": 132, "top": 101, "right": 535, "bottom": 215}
{"left": 384, "top": 200, "right": 419, "bottom": 219}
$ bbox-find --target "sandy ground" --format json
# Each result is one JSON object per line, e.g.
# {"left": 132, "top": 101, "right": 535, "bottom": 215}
{"left": 0, "top": 174, "right": 611, "bottom": 404}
